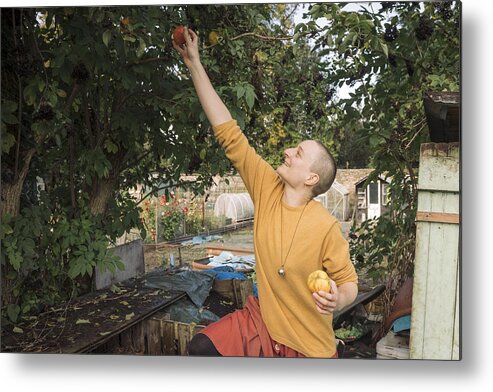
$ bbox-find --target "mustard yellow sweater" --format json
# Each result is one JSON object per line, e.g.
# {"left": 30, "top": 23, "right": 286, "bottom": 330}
{"left": 213, "top": 119, "right": 358, "bottom": 357}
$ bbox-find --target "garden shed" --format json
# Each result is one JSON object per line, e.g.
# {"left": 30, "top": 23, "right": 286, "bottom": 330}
{"left": 355, "top": 173, "right": 390, "bottom": 222}
{"left": 213, "top": 193, "right": 254, "bottom": 223}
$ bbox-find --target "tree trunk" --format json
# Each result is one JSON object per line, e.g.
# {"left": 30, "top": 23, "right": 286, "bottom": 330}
{"left": 1, "top": 147, "right": 36, "bottom": 307}
{"left": 89, "top": 176, "right": 117, "bottom": 216}
{"left": 1, "top": 148, "right": 36, "bottom": 217}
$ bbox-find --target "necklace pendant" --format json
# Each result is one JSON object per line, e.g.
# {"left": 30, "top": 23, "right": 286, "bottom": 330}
{"left": 278, "top": 267, "right": 285, "bottom": 277}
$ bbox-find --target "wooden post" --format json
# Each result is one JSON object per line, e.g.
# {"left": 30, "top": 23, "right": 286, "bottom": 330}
{"left": 410, "top": 143, "right": 460, "bottom": 360}
{"left": 155, "top": 199, "right": 158, "bottom": 245}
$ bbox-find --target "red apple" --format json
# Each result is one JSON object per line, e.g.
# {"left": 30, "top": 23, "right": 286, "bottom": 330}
{"left": 173, "top": 25, "right": 186, "bottom": 45}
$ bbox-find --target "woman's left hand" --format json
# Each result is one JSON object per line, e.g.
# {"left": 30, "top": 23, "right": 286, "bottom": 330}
{"left": 312, "top": 279, "right": 338, "bottom": 314}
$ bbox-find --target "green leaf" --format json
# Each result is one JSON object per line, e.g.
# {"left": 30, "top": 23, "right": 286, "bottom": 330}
{"left": 369, "top": 134, "right": 384, "bottom": 147}
{"left": 102, "top": 30, "right": 112, "bottom": 47}
{"left": 2, "top": 114, "right": 18, "bottom": 125}
{"left": 123, "top": 35, "right": 136, "bottom": 43}
{"left": 56, "top": 89, "right": 67, "bottom": 98}
{"left": 76, "top": 319, "right": 91, "bottom": 324}
{"left": 103, "top": 139, "right": 118, "bottom": 153}
{"left": 2, "top": 100, "right": 18, "bottom": 113}
{"left": 125, "top": 312, "right": 135, "bottom": 321}
{"left": 7, "top": 304, "right": 20, "bottom": 323}
{"left": 1, "top": 132, "right": 16, "bottom": 153}
{"left": 380, "top": 41, "right": 388, "bottom": 58}
{"left": 245, "top": 88, "right": 255, "bottom": 110}
{"left": 137, "top": 38, "right": 146, "bottom": 58}
{"left": 13, "top": 326, "right": 24, "bottom": 334}
{"left": 9, "top": 253, "right": 22, "bottom": 271}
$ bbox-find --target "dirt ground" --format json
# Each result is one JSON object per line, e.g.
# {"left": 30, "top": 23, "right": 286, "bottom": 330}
{"left": 144, "top": 223, "right": 352, "bottom": 272}
{"left": 144, "top": 228, "right": 254, "bottom": 272}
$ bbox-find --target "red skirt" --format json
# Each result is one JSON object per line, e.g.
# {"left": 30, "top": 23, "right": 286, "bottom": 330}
{"left": 199, "top": 296, "right": 338, "bottom": 358}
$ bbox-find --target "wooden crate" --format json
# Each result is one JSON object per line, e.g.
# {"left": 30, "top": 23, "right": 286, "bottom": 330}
{"left": 146, "top": 313, "right": 205, "bottom": 355}
{"left": 93, "top": 312, "right": 205, "bottom": 356}
{"left": 212, "top": 279, "right": 253, "bottom": 309}
{"left": 94, "top": 279, "right": 252, "bottom": 355}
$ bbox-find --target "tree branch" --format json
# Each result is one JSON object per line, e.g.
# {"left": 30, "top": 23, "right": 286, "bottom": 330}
{"left": 12, "top": 9, "right": 22, "bottom": 183}
{"left": 405, "top": 119, "right": 427, "bottom": 150}
{"left": 116, "top": 91, "right": 178, "bottom": 112}
{"left": 120, "top": 149, "right": 153, "bottom": 173}
{"left": 103, "top": 77, "right": 110, "bottom": 131}
{"left": 202, "top": 30, "right": 307, "bottom": 50}
{"left": 83, "top": 95, "right": 95, "bottom": 147}
{"left": 137, "top": 179, "right": 199, "bottom": 206}
{"left": 128, "top": 55, "right": 172, "bottom": 67}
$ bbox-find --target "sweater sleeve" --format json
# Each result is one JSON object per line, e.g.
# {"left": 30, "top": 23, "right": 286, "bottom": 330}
{"left": 322, "top": 222, "right": 358, "bottom": 286}
{"left": 212, "top": 119, "right": 279, "bottom": 204}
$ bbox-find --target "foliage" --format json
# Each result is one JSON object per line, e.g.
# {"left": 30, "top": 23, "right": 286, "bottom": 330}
{"left": 160, "top": 203, "right": 185, "bottom": 241}
{"left": 298, "top": 1, "right": 460, "bottom": 327}
{"left": 140, "top": 194, "right": 205, "bottom": 242}
{"left": 0, "top": 197, "right": 124, "bottom": 323}
{"left": 3, "top": 4, "right": 323, "bottom": 322}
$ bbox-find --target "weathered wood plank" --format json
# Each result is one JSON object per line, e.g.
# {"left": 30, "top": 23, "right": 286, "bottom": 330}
{"left": 415, "top": 211, "right": 459, "bottom": 224}
{"left": 453, "top": 260, "right": 460, "bottom": 360}
{"left": 417, "top": 143, "right": 460, "bottom": 193}
{"left": 422, "top": 222, "right": 458, "bottom": 359}
{"left": 161, "top": 320, "right": 176, "bottom": 355}
{"left": 177, "top": 322, "right": 190, "bottom": 356}
{"left": 132, "top": 320, "right": 146, "bottom": 355}
{"left": 119, "top": 327, "right": 133, "bottom": 353}
{"left": 146, "top": 318, "right": 163, "bottom": 355}
{"left": 410, "top": 216, "right": 431, "bottom": 358}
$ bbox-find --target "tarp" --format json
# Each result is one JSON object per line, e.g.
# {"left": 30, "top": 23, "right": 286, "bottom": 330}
{"left": 167, "top": 298, "right": 220, "bottom": 324}
{"left": 145, "top": 270, "right": 214, "bottom": 308}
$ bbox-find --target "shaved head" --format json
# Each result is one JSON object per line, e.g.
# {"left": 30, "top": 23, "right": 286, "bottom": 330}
{"left": 310, "top": 141, "right": 337, "bottom": 197}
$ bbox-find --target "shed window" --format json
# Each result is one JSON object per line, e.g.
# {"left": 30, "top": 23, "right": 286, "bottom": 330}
{"left": 369, "top": 182, "right": 379, "bottom": 204}
{"left": 382, "top": 183, "right": 389, "bottom": 205}
{"left": 357, "top": 188, "right": 366, "bottom": 208}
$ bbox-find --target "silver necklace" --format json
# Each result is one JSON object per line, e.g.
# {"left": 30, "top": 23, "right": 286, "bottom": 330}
{"left": 278, "top": 202, "right": 308, "bottom": 277}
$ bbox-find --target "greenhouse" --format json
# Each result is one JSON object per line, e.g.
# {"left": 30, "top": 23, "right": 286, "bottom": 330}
{"left": 315, "top": 180, "right": 350, "bottom": 221}
{"left": 213, "top": 193, "right": 254, "bottom": 223}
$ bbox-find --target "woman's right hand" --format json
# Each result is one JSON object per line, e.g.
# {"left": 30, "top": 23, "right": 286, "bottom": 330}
{"left": 172, "top": 27, "right": 200, "bottom": 69}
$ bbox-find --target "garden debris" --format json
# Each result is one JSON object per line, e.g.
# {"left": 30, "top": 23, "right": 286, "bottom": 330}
{"left": 0, "top": 273, "right": 186, "bottom": 353}
{"left": 207, "top": 251, "right": 255, "bottom": 270}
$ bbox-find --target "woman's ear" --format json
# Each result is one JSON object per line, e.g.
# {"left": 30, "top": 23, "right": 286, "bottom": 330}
{"left": 305, "top": 173, "right": 319, "bottom": 187}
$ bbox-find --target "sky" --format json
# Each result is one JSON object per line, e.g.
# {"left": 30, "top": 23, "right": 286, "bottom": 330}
{"left": 1, "top": 1, "right": 492, "bottom": 391}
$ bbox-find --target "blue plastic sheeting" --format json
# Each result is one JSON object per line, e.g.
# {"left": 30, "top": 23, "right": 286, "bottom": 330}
{"left": 391, "top": 315, "right": 411, "bottom": 333}
{"left": 203, "top": 266, "right": 258, "bottom": 298}
{"left": 202, "top": 266, "right": 248, "bottom": 281}
{"left": 180, "top": 235, "right": 223, "bottom": 246}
